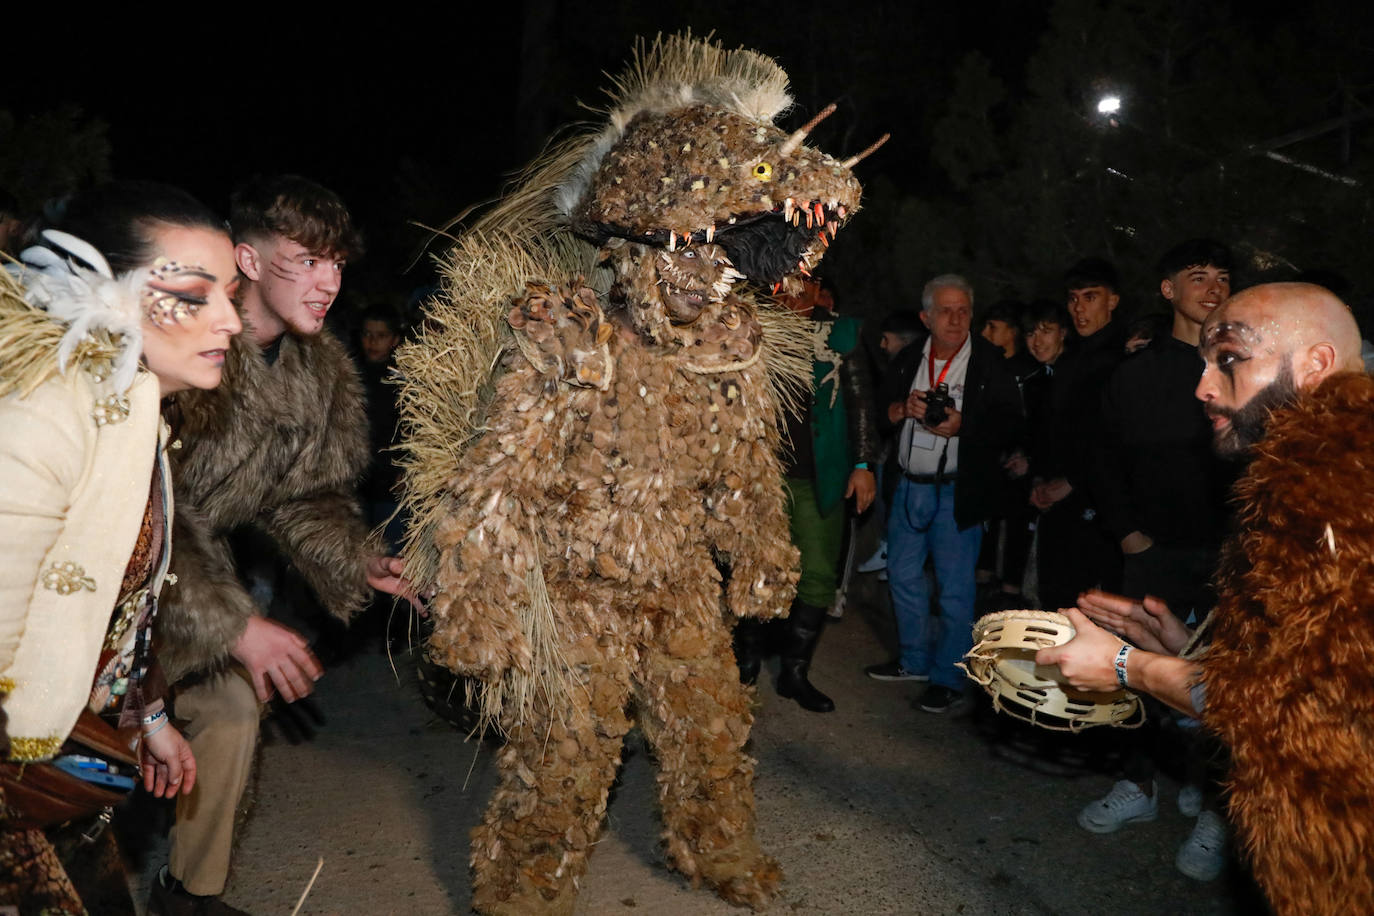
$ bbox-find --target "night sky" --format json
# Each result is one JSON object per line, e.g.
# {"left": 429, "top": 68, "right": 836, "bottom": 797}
{"left": 7, "top": 4, "right": 1037, "bottom": 273}
{"left": 7, "top": 1, "right": 1370, "bottom": 317}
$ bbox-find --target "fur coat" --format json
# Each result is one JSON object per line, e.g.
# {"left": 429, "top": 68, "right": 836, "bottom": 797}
{"left": 1204, "top": 371, "right": 1374, "bottom": 915}
{"left": 155, "top": 329, "right": 376, "bottom": 682}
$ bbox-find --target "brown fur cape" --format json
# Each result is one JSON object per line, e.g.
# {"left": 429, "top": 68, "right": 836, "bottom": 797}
{"left": 1204, "top": 371, "right": 1374, "bottom": 915}
{"left": 155, "top": 329, "right": 377, "bottom": 681}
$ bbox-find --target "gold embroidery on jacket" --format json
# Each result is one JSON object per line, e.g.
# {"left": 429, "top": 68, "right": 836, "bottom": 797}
{"left": 91, "top": 394, "right": 131, "bottom": 426}
{"left": 41, "top": 561, "right": 97, "bottom": 595}
{"left": 8, "top": 734, "right": 64, "bottom": 762}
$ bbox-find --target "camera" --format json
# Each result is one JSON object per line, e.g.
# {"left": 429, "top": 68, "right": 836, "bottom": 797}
{"left": 922, "top": 383, "right": 955, "bottom": 428}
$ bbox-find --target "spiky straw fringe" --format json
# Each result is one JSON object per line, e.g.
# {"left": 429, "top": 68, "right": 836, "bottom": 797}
{"left": 467, "top": 526, "right": 585, "bottom": 735}
{"left": 752, "top": 299, "right": 814, "bottom": 427}
{"left": 0, "top": 268, "right": 119, "bottom": 400}
{"left": 393, "top": 228, "right": 596, "bottom": 593}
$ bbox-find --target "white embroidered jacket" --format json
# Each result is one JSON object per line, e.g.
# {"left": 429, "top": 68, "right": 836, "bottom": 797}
{"left": 0, "top": 367, "right": 173, "bottom": 762}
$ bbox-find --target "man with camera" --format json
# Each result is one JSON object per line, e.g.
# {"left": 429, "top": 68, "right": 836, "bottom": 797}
{"left": 865, "top": 274, "right": 1022, "bottom": 712}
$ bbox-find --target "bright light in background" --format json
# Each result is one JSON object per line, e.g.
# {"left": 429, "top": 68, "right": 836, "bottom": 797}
{"left": 1097, "top": 95, "right": 1122, "bottom": 115}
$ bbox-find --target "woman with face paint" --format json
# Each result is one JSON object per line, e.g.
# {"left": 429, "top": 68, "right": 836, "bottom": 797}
{"left": 0, "top": 181, "right": 241, "bottom": 912}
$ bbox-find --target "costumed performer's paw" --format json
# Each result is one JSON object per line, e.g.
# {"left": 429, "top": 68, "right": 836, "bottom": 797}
{"left": 701, "top": 849, "right": 783, "bottom": 910}
{"left": 508, "top": 284, "right": 614, "bottom": 389}
{"left": 678, "top": 297, "right": 764, "bottom": 371}
{"left": 426, "top": 595, "right": 534, "bottom": 680}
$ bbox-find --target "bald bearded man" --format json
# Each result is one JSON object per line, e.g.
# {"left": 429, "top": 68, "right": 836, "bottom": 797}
{"left": 1040, "top": 282, "right": 1372, "bottom": 915}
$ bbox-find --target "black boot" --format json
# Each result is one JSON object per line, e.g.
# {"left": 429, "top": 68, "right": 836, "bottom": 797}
{"left": 775, "top": 601, "right": 835, "bottom": 712}
{"left": 733, "top": 618, "right": 766, "bottom": 686}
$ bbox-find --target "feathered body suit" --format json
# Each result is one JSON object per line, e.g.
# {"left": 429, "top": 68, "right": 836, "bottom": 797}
{"left": 396, "top": 35, "right": 873, "bottom": 914}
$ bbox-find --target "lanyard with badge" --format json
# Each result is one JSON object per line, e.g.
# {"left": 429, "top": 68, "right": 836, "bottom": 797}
{"left": 900, "top": 346, "right": 957, "bottom": 530}
{"left": 908, "top": 347, "right": 955, "bottom": 462}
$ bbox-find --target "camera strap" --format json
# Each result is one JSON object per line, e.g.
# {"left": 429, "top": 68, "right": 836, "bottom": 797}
{"left": 927, "top": 347, "right": 954, "bottom": 390}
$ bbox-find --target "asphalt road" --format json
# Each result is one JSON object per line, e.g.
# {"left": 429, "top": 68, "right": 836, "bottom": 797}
{"left": 125, "top": 571, "right": 1262, "bottom": 915}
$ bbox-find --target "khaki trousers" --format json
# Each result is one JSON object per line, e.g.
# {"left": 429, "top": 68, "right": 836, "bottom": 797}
{"left": 168, "top": 669, "right": 260, "bottom": 896}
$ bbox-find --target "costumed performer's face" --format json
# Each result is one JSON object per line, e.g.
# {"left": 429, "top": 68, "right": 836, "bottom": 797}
{"left": 244, "top": 234, "right": 345, "bottom": 336}
{"left": 1195, "top": 294, "right": 1296, "bottom": 459}
{"left": 1066, "top": 284, "right": 1119, "bottom": 337}
{"left": 140, "top": 225, "right": 242, "bottom": 397}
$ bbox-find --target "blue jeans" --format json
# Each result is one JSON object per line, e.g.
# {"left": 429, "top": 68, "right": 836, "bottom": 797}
{"left": 886, "top": 478, "right": 983, "bottom": 690}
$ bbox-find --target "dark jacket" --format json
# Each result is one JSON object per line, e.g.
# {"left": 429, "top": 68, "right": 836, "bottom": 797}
{"left": 881, "top": 333, "right": 1024, "bottom": 529}
{"left": 1003, "top": 349, "right": 1042, "bottom": 418}
{"left": 1032, "top": 319, "right": 1126, "bottom": 493}
{"left": 1093, "top": 333, "right": 1233, "bottom": 546}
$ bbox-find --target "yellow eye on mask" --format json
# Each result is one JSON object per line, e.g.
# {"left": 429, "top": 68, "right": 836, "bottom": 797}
{"left": 752, "top": 161, "right": 773, "bottom": 181}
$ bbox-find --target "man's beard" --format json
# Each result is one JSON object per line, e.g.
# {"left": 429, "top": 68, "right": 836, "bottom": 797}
{"left": 1209, "top": 362, "right": 1299, "bottom": 458}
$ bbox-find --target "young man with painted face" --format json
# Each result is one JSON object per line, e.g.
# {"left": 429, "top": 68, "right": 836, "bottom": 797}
{"left": 1074, "top": 240, "right": 1238, "bottom": 879}
{"left": 1042, "top": 283, "right": 1372, "bottom": 913}
{"left": 150, "top": 176, "right": 411, "bottom": 916}
{"left": 1031, "top": 258, "right": 1127, "bottom": 611}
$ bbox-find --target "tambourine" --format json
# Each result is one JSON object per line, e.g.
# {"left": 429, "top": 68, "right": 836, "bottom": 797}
{"left": 959, "top": 609, "right": 1143, "bottom": 732}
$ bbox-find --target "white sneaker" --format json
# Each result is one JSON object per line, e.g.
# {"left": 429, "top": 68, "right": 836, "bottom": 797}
{"left": 1175, "top": 811, "right": 1227, "bottom": 881}
{"left": 857, "top": 542, "right": 887, "bottom": 573}
{"left": 1177, "top": 783, "right": 1203, "bottom": 818}
{"left": 1077, "top": 780, "right": 1158, "bottom": 834}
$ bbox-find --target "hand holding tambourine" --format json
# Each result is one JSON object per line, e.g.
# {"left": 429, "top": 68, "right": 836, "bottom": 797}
{"left": 959, "top": 609, "right": 1143, "bottom": 732}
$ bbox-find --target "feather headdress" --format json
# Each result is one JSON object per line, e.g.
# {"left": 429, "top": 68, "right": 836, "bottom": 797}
{"left": 6, "top": 230, "right": 148, "bottom": 395}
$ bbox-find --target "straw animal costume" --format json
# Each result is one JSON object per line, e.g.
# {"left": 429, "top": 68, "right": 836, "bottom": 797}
{"left": 396, "top": 34, "right": 882, "bottom": 915}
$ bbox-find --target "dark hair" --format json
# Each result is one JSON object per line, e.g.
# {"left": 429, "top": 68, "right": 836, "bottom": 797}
{"left": 1156, "top": 238, "right": 1233, "bottom": 279}
{"left": 361, "top": 304, "right": 404, "bottom": 337}
{"left": 1063, "top": 257, "right": 1119, "bottom": 293}
{"left": 230, "top": 174, "right": 362, "bottom": 260}
{"left": 879, "top": 308, "right": 923, "bottom": 340}
{"left": 1126, "top": 311, "right": 1170, "bottom": 341}
{"left": 980, "top": 299, "right": 1024, "bottom": 336}
{"left": 45, "top": 180, "right": 226, "bottom": 275}
{"left": 0, "top": 187, "right": 18, "bottom": 217}
{"left": 1021, "top": 298, "right": 1072, "bottom": 334}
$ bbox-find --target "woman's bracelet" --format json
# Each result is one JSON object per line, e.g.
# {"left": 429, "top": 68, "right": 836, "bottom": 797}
{"left": 1114, "top": 644, "right": 1133, "bottom": 689}
{"left": 143, "top": 717, "right": 169, "bottom": 739}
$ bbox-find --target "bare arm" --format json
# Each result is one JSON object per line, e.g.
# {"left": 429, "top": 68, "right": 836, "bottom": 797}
{"left": 1036, "top": 607, "right": 1201, "bottom": 715}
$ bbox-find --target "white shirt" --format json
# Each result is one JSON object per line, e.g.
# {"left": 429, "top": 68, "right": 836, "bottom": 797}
{"left": 899, "top": 334, "right": 971, "bottom": 476}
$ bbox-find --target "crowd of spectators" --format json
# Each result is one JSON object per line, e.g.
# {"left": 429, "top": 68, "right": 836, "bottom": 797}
{"left": 851, "top": 241, "right": 1248, "bottom": 881}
